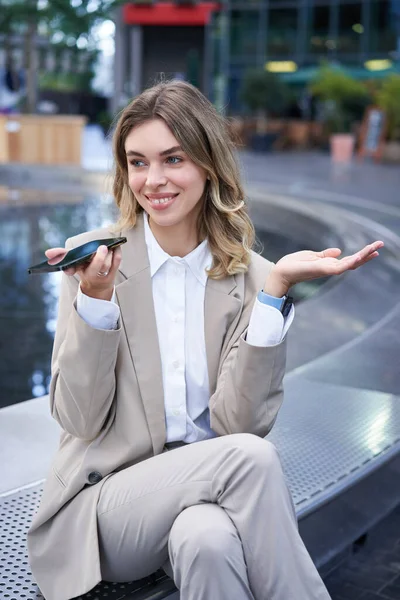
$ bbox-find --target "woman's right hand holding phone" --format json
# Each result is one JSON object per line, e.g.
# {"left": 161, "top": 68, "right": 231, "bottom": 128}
{"left": 45, "top": 245, "right": 122, "bottom": 301}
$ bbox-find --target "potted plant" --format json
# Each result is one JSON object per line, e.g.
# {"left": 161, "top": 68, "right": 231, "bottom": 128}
{"left": 310, "top": 66, "right": 370, "bottom": 162}
{"left": 97, "top": 109, "right": 114, "bottom": 137}
{"left": 240, "top": 68, "right": 290, "bottom": 152}
{"left": 376, "top": 75, "right": 400, "bottom": 162}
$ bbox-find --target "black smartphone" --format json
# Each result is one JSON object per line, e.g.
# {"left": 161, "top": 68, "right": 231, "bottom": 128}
{"left": 27, "top": 237, "right": 127, "bottom": 274}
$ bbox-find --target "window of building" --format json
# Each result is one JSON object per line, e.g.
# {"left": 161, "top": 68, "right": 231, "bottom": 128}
{"left": 230, "top": 10, "right": 259, "bottom": 60}
{"left": 308, "top": 4, "right": 332, "bottom": 56}
{"left": 266, "top": 7, "right": 298, "bottom": 57}
{"left": 369, "top": 0, "right": 398, "bottom": 53}
{"left": 337, "top": 1, "right": 363, "bottom": 55}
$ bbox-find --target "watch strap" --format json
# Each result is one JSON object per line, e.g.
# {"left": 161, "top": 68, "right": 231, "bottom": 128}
{"left": 257, "top": 290, "right": 293, "bottom": 317}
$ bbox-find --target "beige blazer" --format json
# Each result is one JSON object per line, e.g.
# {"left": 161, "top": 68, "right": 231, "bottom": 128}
{"left": 27, "top": 212, "right": 287, "bottom": 600}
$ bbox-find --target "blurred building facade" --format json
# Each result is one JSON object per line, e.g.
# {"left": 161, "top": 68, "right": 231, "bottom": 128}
{"left": 113, "top": 0, "right": 400, "bottom": 114}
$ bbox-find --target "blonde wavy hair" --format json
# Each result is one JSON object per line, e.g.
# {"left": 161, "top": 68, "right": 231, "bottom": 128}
{"left": 112, "top": 80, "right": 255, "bottom": 279}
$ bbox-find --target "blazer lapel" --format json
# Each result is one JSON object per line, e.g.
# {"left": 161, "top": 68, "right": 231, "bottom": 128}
{"left": 204, "top": 273, "right": 243, "bottom": 396}
{"left": 113, "top": 212, "right": 244, "bottom": 449}
{"left": 115, "top": 213, "right": 166, "bottom": 455}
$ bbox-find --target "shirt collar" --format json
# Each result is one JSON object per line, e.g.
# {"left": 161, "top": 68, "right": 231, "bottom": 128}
{"left": 144, "top": 212, "right": 212, "bottom": 286}
{"left": 144, "top": 212, "right": 169, "bottom": 276}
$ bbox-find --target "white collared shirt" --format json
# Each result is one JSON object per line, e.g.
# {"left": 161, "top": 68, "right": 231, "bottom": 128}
{"left": 76, "top": 214, "right": 294, "bottom": 443}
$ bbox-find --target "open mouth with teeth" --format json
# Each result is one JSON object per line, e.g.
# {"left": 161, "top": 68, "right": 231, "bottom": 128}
{"left": 146, "top": 194, "right": 179, "bottom": 209}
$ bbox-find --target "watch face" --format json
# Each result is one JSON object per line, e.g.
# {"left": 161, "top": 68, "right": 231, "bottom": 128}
{"left": 282, "top": 296, "right": 293, "bottom": 317}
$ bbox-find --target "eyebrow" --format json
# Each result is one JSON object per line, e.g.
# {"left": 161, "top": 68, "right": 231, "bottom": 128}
{"left": 126, "top": 145, "right": 183, "bottom": 158}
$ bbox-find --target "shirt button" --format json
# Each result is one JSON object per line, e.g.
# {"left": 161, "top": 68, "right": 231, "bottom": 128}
{"left": 173, "top": 409, "right": 180, "bottom": 416}
{"left": 172, "top": 360, "right": 180, "bottom": 369}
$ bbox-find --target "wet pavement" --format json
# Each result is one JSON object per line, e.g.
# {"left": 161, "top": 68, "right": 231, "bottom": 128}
{"left": 238, "top": 149, "right": 400, "bottom": 600}
{"left": 323, "top": 503, "right": 400, "bottom": 600}
{"left": 240, "top": 150, "right": 400, "bottom": 239}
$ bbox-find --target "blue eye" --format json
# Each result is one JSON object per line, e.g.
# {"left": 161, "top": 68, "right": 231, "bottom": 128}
{"left": 166, "top": 156, "right": 182, "bottom": 164}
{"left": 130, "top": 160, "right": 145, "bottom": 167}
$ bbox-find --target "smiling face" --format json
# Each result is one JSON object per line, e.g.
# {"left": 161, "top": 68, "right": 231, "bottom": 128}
{"left": 125, "top": 118, "right": 208, "bottom": 234}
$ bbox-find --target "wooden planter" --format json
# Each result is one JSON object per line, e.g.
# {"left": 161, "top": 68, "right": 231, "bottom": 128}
{"left": 227, "top": 118, "right": 325, "bottom": 150}
{"left": 0, "top": 114, "right": 87, "bottom": 165}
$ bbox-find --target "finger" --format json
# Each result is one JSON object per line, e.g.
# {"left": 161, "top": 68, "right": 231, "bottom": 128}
{"left": 359, "top": 243, "right": 378, "bottom": 260}
{"left": 63, "top": 267, "right": 77, "bottom": 276}
{"left": 317, "top": 248, "right": 342, "bottom": 259}
{"left": 45, "top": 247, "right": 68, "bottom": 258}
{"left": 360, "top": 248, "right": 381, "bottom": 262}
{"left": 342, "top": 243, "right": 378, "bottom": 266}
{"left": 86, "top": 245, "right": 110, "bottom": 277}
{"left": 109, "top": 246, "right": 122, "bottom": 275}
{"left": 100, "top": 249, "right": 113, "bottom": 274}
{"left": 350, "top": 251, "right": 380, "bottom": 270}
{"left": 357, "top": 241, "right": 384, "bottom": 261}
{"left": 366, "top": 251, "right": 380, "bottom": 261}
{"left": 339, "top": 247, "right": 380, "bottom": 272}
{"left": 46, "top": 248, "right": 68, "bottom": 265}
{"left": 362, "top": 251, "right": 380, "bottom": 263}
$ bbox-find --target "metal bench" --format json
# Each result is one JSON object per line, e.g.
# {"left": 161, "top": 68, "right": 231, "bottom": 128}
{"left": 1, "top": 376, "right": 400, "bottom": 600}
{"left": 0, "top": 482, "right": 176, "bottom": 600}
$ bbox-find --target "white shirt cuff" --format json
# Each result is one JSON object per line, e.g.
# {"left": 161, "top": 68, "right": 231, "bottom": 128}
{"left": 246, "top": 298, "right": 295, "bottom": 347}
{"left": 76, "top": 284, "right": 120, "bottom": 330}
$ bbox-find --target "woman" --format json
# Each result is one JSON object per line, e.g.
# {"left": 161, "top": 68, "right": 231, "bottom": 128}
{"left": 28, "top": 81, "right": 383, "bottom": 600}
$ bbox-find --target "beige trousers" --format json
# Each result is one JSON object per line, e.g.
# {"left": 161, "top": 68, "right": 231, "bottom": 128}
{"left": 97, "top": 433, "right": 331, "bottom": 600}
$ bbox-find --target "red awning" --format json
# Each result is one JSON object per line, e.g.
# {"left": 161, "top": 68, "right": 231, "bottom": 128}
{"left": 123, "top": 2, "right": 221, "bottom": 26}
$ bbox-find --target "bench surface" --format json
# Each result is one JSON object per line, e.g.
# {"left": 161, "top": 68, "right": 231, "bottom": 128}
{"left": 1, "top": 376, "right": 399, "bottom": 600}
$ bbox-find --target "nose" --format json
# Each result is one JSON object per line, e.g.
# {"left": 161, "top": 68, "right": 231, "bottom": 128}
{"left": 146, "top": 163, "right": 168, "bottom": 189}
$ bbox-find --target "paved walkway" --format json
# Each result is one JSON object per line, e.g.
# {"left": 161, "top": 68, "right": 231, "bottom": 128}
{"left": 237, "top": 148, "right": 400, "bottom": 600}
{"left": 323, "top": 504, "right": 400, "bottom": 600}
{"left": 81, "top": 123, "right": 113, "bottom": 172}
{"left": 239, "top": 149, "right": 399, "bottom": 208}
{"left": 239, "top": 148, "right": 400, "bottom": 240}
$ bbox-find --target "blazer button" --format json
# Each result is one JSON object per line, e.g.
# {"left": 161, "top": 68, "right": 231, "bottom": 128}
{"left": 88, "top": 471, "right": 103, "bottom": 485}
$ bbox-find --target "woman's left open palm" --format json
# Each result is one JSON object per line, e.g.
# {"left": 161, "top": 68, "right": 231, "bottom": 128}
{"left": 274, "top": 241, "right": 384, "bottom": 289}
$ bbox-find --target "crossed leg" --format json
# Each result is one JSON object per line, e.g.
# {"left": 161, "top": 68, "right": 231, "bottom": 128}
{"left": 97, "top": 433, "right": 331, "bottom": 600}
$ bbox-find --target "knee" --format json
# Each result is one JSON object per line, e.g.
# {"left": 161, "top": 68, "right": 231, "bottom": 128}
{"left": 169, "top": 505, "right": 239, "bottom": 565}
{"left": 228, "top": 433, "right": 281, "bottom": 473}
